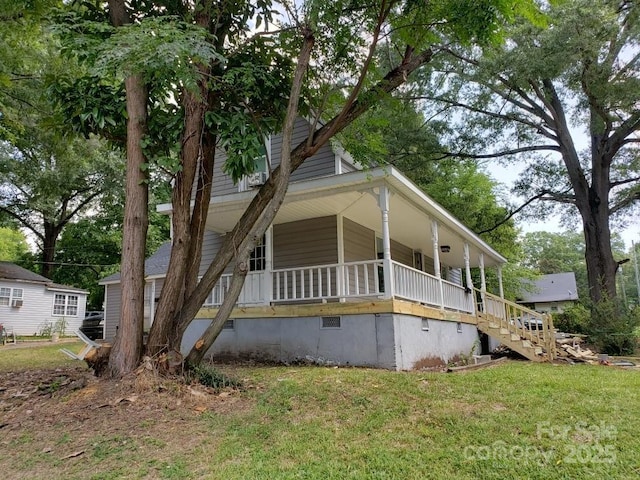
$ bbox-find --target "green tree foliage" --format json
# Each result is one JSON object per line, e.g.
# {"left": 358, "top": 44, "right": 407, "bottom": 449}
{"left": 51, "top": 0, "right": 538, "bottom": 374}
{"left": 0, "top": 227, "right": 29, "bottom": 261}
{"left": 341, "top": 96, "right": 528, "bottom": 298}
{"left": 417, "top": 0, "right": 640, "bottom": 306}
{"left": 0, "top": 2, "right": 125, "bottom": 279}
{"left": 52, "top": 192, "right": 169, "bottom": 310}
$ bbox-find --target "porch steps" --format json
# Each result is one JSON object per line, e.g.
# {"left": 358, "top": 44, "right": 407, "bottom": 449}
{"left": 477, "top": 313, "right": 550, "bottom": 362}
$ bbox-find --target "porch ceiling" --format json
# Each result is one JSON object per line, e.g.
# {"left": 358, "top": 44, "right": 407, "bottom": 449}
{"left": 160, "top": 167, "right": 506, "bottom": 268}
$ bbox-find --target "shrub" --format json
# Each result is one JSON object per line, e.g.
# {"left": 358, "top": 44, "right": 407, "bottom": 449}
{"left": 187, "top": 364, "right": 241, "bottom": 390}
{"left": 588, "top": 299, "right": 640, "bottom": 355}
{"left": 552, "top": 303, "right": 590, "bottom": 334}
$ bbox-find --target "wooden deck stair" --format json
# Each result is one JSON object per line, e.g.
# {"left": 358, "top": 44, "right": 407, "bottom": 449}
{"left": 474, "top": 289, "right": 556, "bottom": 363}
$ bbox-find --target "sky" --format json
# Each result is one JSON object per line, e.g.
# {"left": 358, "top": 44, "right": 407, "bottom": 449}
{"left": 487, "top": 162, "right": 640, "bottom": 251}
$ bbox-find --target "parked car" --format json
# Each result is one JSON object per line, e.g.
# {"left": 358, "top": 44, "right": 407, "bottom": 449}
{"left": 80, "top": 311, "right": 104, "bottom": 340}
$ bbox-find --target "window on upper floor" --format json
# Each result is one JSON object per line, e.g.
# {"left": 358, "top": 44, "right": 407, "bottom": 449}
{"left": 240, "top": 139, "right": 270, "bottom": 191}
{"left": 53, "top": 294, "right": 79, "bottom": 316}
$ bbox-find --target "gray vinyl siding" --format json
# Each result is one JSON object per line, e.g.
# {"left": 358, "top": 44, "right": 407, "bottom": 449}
{"left": 0, "top": 281, "right": 86, "bottom": 336}
{"left": 212, "top": 148, "right": 240, "bottom": 196}
{"left": 343, "top": 218, "right": 375, "bottom": 262}
{"left": 411, "top": 253, "right": 436, "bottom": 276}
{"left": 211, "top": 118, "right": 338, "bottom": 199}
{"left": 391, "top": 239, "right": 413, "bottom": 268}
{"left": 274, "top": 118, "right": 337, "bottom": 182}
{"left": 104, "top": 283, "right": 121, "bottom": 341}
{"left": 273, "top": 216, "right": 338, "bottom": 269}
{"left": 198, "top": 230, "right": 232, "bottom": 274}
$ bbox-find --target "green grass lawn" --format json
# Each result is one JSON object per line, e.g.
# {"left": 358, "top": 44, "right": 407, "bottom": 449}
{"left": 1, "top": 345, "right": 639, "bottom": 479}
{"left": 0, "top": 341, "right": 82, "bottom": 371}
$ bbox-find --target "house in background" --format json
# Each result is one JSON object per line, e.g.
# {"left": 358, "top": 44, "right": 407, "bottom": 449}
{"left": 0, "top": 262, "right": 88, "bottom": 336}
{"left": 100, "top": 119, "right": 556, "bottom": 369}
{"left": 517, "top": 272, "right": 579, "bottom": 314}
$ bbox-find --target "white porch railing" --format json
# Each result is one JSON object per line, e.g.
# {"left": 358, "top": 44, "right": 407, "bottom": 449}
{"left": 202, "top": 260, "right": 473, "bottom": 313}
{"left": 272, "top": 260, "right": 383, "bottom": 302}
{"left": 203, "top": 271, "right": 265, "bottom": 307}
{"left": 391, "top": 261, "right": 474, "bottom": 313}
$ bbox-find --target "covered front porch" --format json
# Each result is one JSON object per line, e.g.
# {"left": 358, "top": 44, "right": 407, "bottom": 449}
{"left": 197, "top": 166, "right": 507, "bottom": 315}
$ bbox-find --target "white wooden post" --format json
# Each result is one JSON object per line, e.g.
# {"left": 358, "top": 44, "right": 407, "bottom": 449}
{"left": 378, "top": 186, "right": 394, "bottom": 299}
{"left": 497, "top": 265, "right": 504, "bottom": 299}
{"left": 463, "top": 243, "right": 474, "bottom": 313}
{"left": 479, "top": 253, "right": 486, "bottom": 312}
{"left": 337, "top": 214, "right": 345, "bottom": 302}
{"left": 464, "top": 243, "right": 473, "bottom": 290}
{"left": 265, "top": 225, "right": 273, "bottom": 304}
{"left": 431, "top": 220, "right": 445, "bottom": 309}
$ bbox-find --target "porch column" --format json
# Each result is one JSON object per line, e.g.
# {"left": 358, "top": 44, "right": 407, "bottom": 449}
{"left": 463, "top": 242, "right": 473, "bottom": 290}
{"left": 479, "top": 252, "right": 486, "bottom": 311}
{"left": 464, "top": 243, "right": 474, "bottom": 313}
{"left": 497, "top": 265, "right": 504, "bottom": 299}
{"left": 265, "top": 225, "right": 273, "bottom": 304}
{"left": 336, "top": 214, "right": 345, "bottom": 302}
{"left": 378, "top": 186, "right": 394, "bottom": 299}
{"left": 431, "top": 220, "right": 445, "bottom": 309}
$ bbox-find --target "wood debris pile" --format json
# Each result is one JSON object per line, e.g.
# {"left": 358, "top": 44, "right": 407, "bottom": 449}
{"left": 554, "top": 334, "right": 599, "bottom": 363}
{"left": 557, "top": 343, "right": 600, "bottom": 363}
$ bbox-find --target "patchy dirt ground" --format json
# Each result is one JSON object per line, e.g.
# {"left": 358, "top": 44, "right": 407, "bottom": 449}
{"left": 0, "top": 366, "right": 253, "bottom": 479}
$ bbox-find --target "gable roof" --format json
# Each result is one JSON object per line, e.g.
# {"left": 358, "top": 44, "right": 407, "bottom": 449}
{"left": 0, "top": 262, "right": 50, "bottom": 284}
{"left": 0, "top": 261, "right": 88, "bottom": 293}
{"left": 99, "top": 241, "right": 172, "bottom": 284}
{"left": 519, "top": 273, "right": 579, "bottom": 303}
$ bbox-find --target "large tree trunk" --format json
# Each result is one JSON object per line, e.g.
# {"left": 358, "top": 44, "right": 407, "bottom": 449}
{"left": 41, "top": 222, "right": 61, "bottom": 279}
{"left": 547, "top": 87, "right": 618, "bottom": 305}
{"left": 580, "top": 147, "right": 617, "bottom": 304}
{"left": 176, "top": 46, "right": 435, "bottom": 361}
{"left": 107, "top": 0, "right": 150, "bottom": 377}
{"left": 146, "top": 6, "right": 212, "bottom": 356}
{"left": 185, "top": 27, "right": 315, "bottom": 365}
{"left": 108, "top": 73, "right": 149, "bottom": 377}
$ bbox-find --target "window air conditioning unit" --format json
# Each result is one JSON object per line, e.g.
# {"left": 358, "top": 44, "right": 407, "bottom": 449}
{"left": 11, "top": 299, "right": 23, "bottom": 308}
{"left": 246, "top": 171, "right": 267, "bottom": 187}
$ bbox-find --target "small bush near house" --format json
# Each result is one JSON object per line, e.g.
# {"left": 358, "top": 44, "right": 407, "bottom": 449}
{"left": 589, "top": 299, "right": 640, "bottom": 355}
{"left": 552, "top": 303, "right": 591, "bottom": 334}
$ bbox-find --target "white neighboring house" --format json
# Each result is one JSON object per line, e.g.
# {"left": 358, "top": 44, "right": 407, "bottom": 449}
{"left": 0, "top": 262, "right": 87, "bottom": 336}
{"left": 517, "top": 272, "right": 579, "bottom": 314}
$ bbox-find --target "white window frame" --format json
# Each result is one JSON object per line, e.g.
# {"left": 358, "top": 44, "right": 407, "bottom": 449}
{"left": 1, "top": 287, "right": 23, "bottom": 307}
{"left": 53, "top": 293, "right": 79, "bottom": 317}
{"left": 0, "top": 287, "right": 10, "bottom": 306}
{"left": 249, "top": 235, "right": 266, "bottom": 272}
{"left": 239, "top": 136, "right": 271, "bottom": 192}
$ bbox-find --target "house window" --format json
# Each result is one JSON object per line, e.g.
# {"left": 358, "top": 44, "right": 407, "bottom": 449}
{"left": 240, "top": 140, "right": 270, "bottom": 191}
{"left": 321, "top": 316, "right": 341, "bottom": 329}
{"left": 1, "top": 287, "right": 23, "bottom": 306}
{"left": 53, "top": 294, "right": 79, "bottom": 316}
{"left": 413, "top": 251, "right": 423, "bottom": 271}
{"left": 0, "top": 288, "right": 11, "bottom": 306}
{"left": 249, "top": 235, "right": 266, "bottom": 272}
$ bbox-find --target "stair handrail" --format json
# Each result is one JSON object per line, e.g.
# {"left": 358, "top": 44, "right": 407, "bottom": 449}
{"left": 474, "top": 287, "right": 555, "bottom": 359}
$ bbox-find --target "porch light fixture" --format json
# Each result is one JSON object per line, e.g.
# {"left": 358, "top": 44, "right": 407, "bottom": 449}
{"left": 440, "top": 245, "right": 451, "bottom": 253}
